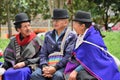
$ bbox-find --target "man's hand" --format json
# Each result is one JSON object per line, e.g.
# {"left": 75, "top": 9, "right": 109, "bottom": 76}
{"left": 42, "top": 66, "right": 56, "bottom": 78}
{"left": 47, "top": 66, "right": 56, "bottom": 75}
{"left": 42, "top": 66, "right": 52, "bottom": 78}
{"left": 13, "top": 62, "right": 25, "bottom": 69}
{"left": 68, "top": 70, "right": 78, "bottom": 80}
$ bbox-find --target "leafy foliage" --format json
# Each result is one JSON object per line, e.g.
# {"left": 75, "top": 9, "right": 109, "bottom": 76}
{"left": 0, "top": 0, "right": 120, "bottom": 31}
{"left": 0, "top": 0, "right": 49, "bottom": 24}
{"left": 88, "top": 0, "right": 120, "bottom": 30}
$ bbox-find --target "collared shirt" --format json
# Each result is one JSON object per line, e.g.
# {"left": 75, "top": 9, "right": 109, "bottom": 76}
{"left": 55, "top": 29, "right": 66, "bottom": 42}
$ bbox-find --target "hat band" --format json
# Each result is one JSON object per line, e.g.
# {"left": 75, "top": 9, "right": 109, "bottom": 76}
{"left": 14, "top": 19, "right": 30, "bottom": 25}
{"left": 52, "top": 16, "right": 69, "bottom": 19}
{"left": 73, "top": 18, "right": 92, "bottom": 22}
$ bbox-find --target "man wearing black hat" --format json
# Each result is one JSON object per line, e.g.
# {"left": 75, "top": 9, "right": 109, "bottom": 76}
{"left": 0, "top": 13, "right": 43, "bottom": 80}
{"left": 31, "top": 9, "right": 77, "bottom": 80}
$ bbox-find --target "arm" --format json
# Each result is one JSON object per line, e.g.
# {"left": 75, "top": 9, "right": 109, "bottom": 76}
{"left": 2, "top": 39, "right": 16, "bottom": 69}
{"left": 14, "top": 37, "right": 42, "bottom": 69}
{"left": 75, "top": 65, "right": 84, "bottom": 72}
{"left": 68, "top": 65, "right": 84, "bottom": 80}
{"left": 39, "top": 36, "right": 49, "bottom": 68}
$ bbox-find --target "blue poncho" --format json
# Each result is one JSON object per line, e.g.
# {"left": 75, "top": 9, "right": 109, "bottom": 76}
{"left": 74, "top": 26, "right": 120, "bottom": 80}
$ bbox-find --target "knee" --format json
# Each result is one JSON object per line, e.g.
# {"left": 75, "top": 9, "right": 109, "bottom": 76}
{"left": 53, "top": 71, "right": 64, "bottom": 79}
{"left": 31, "top": 68, "right": 42, "bottom": 80}
{"left": 31, "top": 71, "right": 41, "bottom": 77}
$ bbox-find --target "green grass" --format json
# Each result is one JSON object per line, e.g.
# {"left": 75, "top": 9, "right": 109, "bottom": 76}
{"left": 102, "top": 31, "right": 120, "bottom": 59}
{"left": 0, "top": 39, "right": 10, "bottom": 51}
{"left": 0, "top": 58, "right": 4, "bottom": 63}
{"left": 0, "top": 39, "right": 10, "bottom": 62}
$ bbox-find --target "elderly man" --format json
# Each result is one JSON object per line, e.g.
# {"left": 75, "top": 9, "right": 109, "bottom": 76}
{"left": 0, "top": 13, "right": 43, "bottom": 80}
{"left": 31, "top": 8, "right": 77, "bottom": 80}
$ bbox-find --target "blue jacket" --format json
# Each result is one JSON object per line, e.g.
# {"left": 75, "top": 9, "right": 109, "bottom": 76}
{"left": 39, "top": 28, "right": 77, "bottom": 70}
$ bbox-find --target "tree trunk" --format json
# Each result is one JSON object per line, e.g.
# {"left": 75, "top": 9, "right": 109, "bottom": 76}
{"left": 7, "top": 0, "right": 12, "bottom": 38}
{"left": 59, "top": 0, "right": 65, "bottom": 8}
{"left": 48, "top": 0, "right": 53, "bottom": 16}
{"left": 0, "top": 24, "right": 1, "bottom": 38}
{"left": 67, "top": 0, "right": 73, "bottom": 30}
{"left": 105, "top": 9, "right": 109, "bottom": 30}
{"left": 48, "top": 0, "right": 65, "bottom": 16}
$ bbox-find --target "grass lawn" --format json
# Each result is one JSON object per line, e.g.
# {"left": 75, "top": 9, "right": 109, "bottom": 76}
{"left": 102, "top": 31, "right": 120, "bottom": 59}
{"left": 0, "top": 39, "right": 10, "bottom": 51}
{"left": 0, "top": 38, "right": 10, "bottom": 62}
{"left": 0, "top": 58, "right": 4, "bottom": 63}
{"left": 0, "top": 31, "right": 120, "bottom": 62}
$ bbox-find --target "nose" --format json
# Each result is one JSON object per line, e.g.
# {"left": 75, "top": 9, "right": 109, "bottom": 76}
{"left": 26, "top": 25, "right": 31, "bottom": 29}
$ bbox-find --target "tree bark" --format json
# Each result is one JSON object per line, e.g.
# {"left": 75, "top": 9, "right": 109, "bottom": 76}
{"left": 0, "top": 24, "right": 1, "bottom": 38}
{"left": 7, "top": 0, "right": 12, "bottom": 38}
{"left": 48, "top": 0, "right": 65, "bottom": 16}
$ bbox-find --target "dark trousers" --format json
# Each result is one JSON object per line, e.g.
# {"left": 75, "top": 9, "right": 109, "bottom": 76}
{"left": 77, "top": 70, "right": 98, "bottom": 80}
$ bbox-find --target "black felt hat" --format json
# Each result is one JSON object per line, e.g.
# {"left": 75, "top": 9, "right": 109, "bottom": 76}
{"left": 14, "top": 13, "right": 30, "bottom": 25}
{"left": 73, "top": 11, "right": 92, "bottom": 22}
{"left": 52, "top": 9, "right": 69, "bottom": 19}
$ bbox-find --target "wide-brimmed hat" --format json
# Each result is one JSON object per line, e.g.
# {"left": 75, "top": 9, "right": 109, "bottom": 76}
{"left": 52, "top": 9, "right": 69, "bottom": 19}
{"left": 14, "top": 13, "right": 30, "bottom": 25}
{"left": 73, "top": 11, "right": 92, "bottom": 22}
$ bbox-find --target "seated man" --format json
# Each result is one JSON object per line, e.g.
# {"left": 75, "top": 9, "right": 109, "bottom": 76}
{"left": 0, "top": 13, "right": 43, "bottom": 80}
{"left": 31, "top": 9, "right": 77, "bottom": 80}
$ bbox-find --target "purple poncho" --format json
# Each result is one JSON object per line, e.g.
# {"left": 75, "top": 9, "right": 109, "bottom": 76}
{"left": 74, "top": 26, "right": 120, "bottom": 80}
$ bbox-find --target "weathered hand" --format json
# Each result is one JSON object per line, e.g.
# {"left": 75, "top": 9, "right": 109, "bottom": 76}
{"left": 47, "top": 66, "right": 56, "bottom": 75}
{"left": 42, "top": 66, "right": 56, "bottom": 78}
{"left": 43, "top": 73, "right": 52, "bottom": 78}
{"left": 42, "top": 66, "right": 52, "bottom": 78}
{"left": 13, "top": 62, "right": 25, "bottom": 69}
{"left": 68, "top": 70, "right": 78, "bottom": 80}
{"left": 42, "top": 66, "right": 49, "bottom": 72}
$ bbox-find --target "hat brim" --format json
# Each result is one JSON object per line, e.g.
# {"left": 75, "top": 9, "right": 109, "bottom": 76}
{"left": 73, "top": 18, "right": 92, "bottom": 22}
{"left": 14, "top": 20, "right": 30, "bottom": 25}
{"left": 52, "top": 16, "right": 69, "bottom": 19}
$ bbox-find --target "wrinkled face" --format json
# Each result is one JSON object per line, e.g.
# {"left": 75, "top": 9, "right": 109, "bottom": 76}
{"left": 17, "top": 22, "right": 32, "bottom": 37}
{"left": 52, "top": 19, "right": 68, "bottom": 31}
{"left": 73, "top": 21, "right": 86, "bottom": 35}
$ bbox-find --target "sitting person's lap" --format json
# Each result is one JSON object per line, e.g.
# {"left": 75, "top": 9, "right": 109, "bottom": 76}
{"left": 31, "top": 68, "right": 65, "bottom": 80}
{"left": 3, "top": 67, "right": 31, "bottom": 80}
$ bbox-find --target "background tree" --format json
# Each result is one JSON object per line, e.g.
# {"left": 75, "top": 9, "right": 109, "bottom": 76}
{"left": 0, "top": 0, "right": 120, "bottom": 38}
{"left": 88, "top": 0, "right": 120, "bottom": 30}
{"left": 0, "top": 0, "right": 49, "bottom": 38}
{"left": 48, "top": 0, "right": 65, "bottom": 17}
{"left": 66, "top": 0, "right": 120, "bottom": 30}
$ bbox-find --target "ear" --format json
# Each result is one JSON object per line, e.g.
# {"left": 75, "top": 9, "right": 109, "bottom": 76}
{"left": 81, "top": 24, "right": 84, "bottom": 28}
{"left": 64, "top": 19, "right": 69, "bottom": 25}
{"left": 81, "top": 24, "right": 87, "bottom": 32}
{"left": 17, "top": 28, "right": 20, "bottom": 32}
